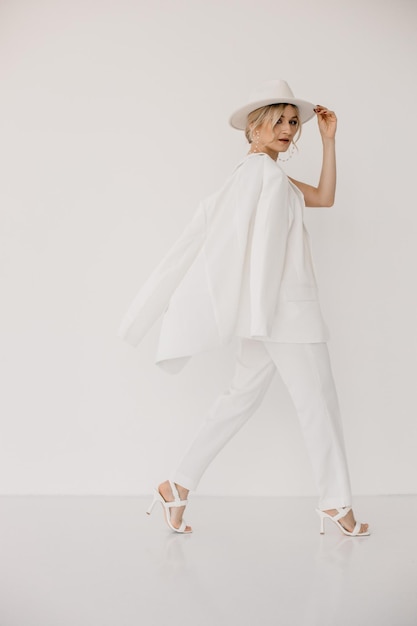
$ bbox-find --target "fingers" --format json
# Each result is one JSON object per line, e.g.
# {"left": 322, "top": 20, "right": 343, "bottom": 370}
{"left": 314, "top": 105, "right": 337, "bottom": 119}
{"left": 314, "top": 105, "right": 337, "bottom": 138}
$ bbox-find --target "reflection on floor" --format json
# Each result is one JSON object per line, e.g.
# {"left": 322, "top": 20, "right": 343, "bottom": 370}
{"left": 0, "top": 495, "right": 416, "bottom": 626}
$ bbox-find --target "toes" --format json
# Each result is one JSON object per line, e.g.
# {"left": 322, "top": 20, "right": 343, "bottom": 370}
{"left": 357, "top": 523, "right": 368, "bottom": 535}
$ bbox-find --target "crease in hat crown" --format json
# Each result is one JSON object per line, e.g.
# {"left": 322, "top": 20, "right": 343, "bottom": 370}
{"left": 229, "top": 79, "right": 316, "bottom": 130}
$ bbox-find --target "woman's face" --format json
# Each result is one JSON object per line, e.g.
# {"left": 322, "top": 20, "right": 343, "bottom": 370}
{"left": 254, "top": 104, "right": 299, "bottom": 160}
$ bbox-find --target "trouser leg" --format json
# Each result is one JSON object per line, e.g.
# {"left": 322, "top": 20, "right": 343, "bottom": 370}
{"left": 263, "top": 341, "right": 352, "bottom": 510}
{"left": 170, "top": 338, "right": 276, "bottom": 491}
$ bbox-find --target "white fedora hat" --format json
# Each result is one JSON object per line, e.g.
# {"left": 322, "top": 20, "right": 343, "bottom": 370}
{"left": 229, "top": 79, "right": 316, "bottom": 130}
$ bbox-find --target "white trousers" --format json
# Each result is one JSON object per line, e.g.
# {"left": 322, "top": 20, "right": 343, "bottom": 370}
{"left": 170, "top": 338, "right": 353, "bottom": 510}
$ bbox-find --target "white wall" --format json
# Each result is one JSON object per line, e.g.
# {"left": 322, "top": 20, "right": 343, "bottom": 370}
{"left": 1, "top": 0, "right": 416, "bottom": 496}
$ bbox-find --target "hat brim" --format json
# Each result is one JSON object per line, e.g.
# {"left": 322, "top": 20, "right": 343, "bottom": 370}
{"left": 229, "top": 97, "right": 316, "bottom": 129}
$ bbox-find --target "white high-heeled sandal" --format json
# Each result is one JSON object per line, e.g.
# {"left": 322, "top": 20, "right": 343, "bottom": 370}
{"left": 315, "top": 506, "right": 370, "bottom": 536}
{"left": 146, "top": 480, "right": 192, "bottom": 534}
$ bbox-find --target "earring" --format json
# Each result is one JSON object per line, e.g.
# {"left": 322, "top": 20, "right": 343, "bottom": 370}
{"left": 251, "top": 130, "right": 261, "bottom": 153}
{"left": 279, "top": 141, "right": 297, "bottom": 162}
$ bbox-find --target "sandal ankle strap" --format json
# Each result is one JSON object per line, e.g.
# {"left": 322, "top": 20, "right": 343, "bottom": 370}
{"left": 333, "top": 506, "right": 352, "bottom": 521}
{"left": 164, "top": 499, "right": 189, "bottom": 508}
{"left": 169, "top": 480, "right": 187, "bottom": 504}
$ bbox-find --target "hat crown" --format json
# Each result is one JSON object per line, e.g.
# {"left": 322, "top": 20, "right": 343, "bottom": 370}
{"left": 249, "top": 79, "right": 295, "bottom": 103}
{"left": 229, "top": 78, "right": 316, "bottom": 130}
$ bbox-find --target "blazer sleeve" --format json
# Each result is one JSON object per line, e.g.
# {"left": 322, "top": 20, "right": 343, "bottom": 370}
{"left": 236, "top": 155, "right": 290, "bottom": 337}
{"left": 118, "top": 202, "right": 207, "bottom": 347}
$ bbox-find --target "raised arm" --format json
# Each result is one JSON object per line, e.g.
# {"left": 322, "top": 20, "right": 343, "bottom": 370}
{"left": 289, "top": 105, "right": 337, "bottom": 208}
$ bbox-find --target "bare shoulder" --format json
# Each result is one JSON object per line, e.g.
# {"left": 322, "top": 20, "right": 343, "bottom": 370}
{"left": 288, "top": 176, "right": 334, "bottom": 208}
{"left": 288, "top": 176, "right": 311, "bottom": 195}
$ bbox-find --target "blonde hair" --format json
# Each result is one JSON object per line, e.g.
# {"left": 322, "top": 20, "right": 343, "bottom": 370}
{"left": 245, "top": 103, "right": 302, "bottom": 147}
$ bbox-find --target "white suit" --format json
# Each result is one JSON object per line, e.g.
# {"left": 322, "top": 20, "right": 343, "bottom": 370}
{"left": 118, "top": 152, "right": 330, "bottom": 374}
{"left": 119, "top": 152, "right": 352, "bottom": 507}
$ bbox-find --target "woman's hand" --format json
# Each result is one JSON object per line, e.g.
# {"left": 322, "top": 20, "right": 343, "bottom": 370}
{"left": 290, "top": 105, "right": 337, "bottom": 206}
{"left": 314, "top": 105, "right": 337, "bottom": 140}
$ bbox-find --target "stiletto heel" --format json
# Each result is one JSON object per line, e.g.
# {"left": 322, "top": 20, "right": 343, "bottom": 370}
{"left": 315, "top": 507, "right": 370, "bottom": 537}
{"left": 145, "top": 489, "right": 160, "bottom": 516}
{"left": 146, "top": 481, "right": 192, "bottom": 534}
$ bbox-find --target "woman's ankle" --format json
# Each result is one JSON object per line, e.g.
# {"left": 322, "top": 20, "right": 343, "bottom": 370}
{"left": 174, "top": 482, "right": 189, "bottom": 498}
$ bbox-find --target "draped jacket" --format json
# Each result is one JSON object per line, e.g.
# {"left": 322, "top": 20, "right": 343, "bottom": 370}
{"left": 118, "top": 152, "right": 330, "bottom": 374}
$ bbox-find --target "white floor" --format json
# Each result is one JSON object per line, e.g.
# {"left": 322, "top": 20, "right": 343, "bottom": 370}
{"left": 0, "top": 495, "right": 415, "bottom": 626}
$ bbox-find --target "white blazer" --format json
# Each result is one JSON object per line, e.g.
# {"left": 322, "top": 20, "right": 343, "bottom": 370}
{"left": 118, "top": 152, "right": 330, "bottom": 374}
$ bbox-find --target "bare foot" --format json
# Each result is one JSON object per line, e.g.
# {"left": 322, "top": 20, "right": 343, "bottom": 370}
{"left": 323, "top": 507, "right": 369, "bottom": 535}
{"left": 158, "top": 480, "right": 192, "bottom": 533}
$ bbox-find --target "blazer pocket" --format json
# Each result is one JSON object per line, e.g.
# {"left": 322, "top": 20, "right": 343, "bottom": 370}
{"left": 282, "top": 285, "right": 318, "bottom": 301}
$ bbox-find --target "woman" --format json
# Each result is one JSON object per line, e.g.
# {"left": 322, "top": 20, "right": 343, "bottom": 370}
{"left": 119, "top": 79, "right": 370, "bottom": 537}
